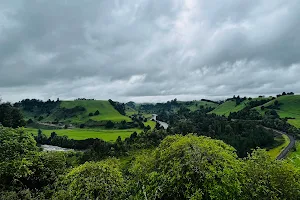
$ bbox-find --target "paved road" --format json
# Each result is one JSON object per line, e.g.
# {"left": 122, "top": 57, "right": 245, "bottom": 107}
{"left": 263, "top": 127, "right": 295, "bottom": 160}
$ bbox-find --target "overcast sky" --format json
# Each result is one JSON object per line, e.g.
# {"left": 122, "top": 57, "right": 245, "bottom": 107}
{"left": 0, "top": 0, "right": 299, "bottom": 103}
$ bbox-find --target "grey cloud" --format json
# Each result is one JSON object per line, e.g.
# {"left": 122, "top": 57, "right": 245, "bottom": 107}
{"left": 0, "top": 0, "right": 300, "bottom": 102}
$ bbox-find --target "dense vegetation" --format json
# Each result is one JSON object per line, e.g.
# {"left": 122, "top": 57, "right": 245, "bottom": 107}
{"left": 1, "top": 94, "right": 300, "bottom": 199}
{"left": 1, "top": 127, "right": 300, "bottom": 199}
{"left": 162, "top": 108, "right": 275, "bottom": 157}
{"left": 0, "top": 102, "right": 25, "bottom": 128}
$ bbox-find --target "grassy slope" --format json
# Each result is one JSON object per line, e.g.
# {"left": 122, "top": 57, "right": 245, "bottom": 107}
{"left": 267, "top": 134, "right": 290, "bottom": 159}
{"left": 254, "top": 95, "right": 300, "bottom": 128}
{"left": 209, "top": 97, "right": 272, "bottom": 116}
{"left": 49, "top": 100, "right": 131, "bottom": 123}
{"left": 26, "top": 127, "right": 140, "bottom": 142}
{"left": 181, "top": 101, "right": 218, "bottom": 111}
{"left": 144, "top": 120, "right": 156, "bottom": 129}
{"left": 287, "top": 141, "right": 300, "bottom": 168}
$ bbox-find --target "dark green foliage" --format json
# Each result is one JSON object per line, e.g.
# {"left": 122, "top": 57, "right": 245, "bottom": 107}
{"left": 130, "top": 134, "right": 241, "bottom": 200}
{"left": 0, "top": 103, "right": 25, "bottom": 128}
{"left": 108, "top": 99, "right": 126, "bottom": 115}
{"left": 248, "top": 98, "right": 272, "bottom": 108}
{"left": 105, "top": 120, "right": 115, "bottom": 128}
{"left": 229, "top": 108, "right": 262, "bottom": 120}
{"left": 27, "top": 118, "right": 34, "bottom": 124}
{"left": 262, "top": 117, "right": 300, "bottom": 137}
{"left": 167, "top": 109, "right": 274, "bottom": 157}
{"left": 240, "top": 149, "right": 300, "bottom": 200}
{"left": 38, "top": 116, "right": 44, "bottom": 121}
{"left": 129, "top": 135, "right": 300, "bottom": 200}
{"left": 201, "top": 98, "right": 221, "bottom": 104}
{"left": 88, "top": 112, "right": 94, "bottom": 116}
{"left": 94, "top": 110, "right": 100, "bottom": 115}
{"left": 53, "top": 106, "right": 86, "bottom": 121}
{"left": 14, "top": 99, "right": 59, "bottom": 114}
{"left": 1, "top": 126, "right": 300, "bottom": 199}
{"left": 54, "top": 159, "right": 125, "bottom": 200}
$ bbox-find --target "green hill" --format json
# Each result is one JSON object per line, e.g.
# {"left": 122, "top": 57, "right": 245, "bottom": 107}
{"left": 254, "top": 95, "right": 300, "bottom": 128}
{"left": 48, "top": 100, "right": 131, "bottom": 124}
{"left": 19, "top": 100, "right": 131, "bottom": 125}
{"left": 178, "top": 100, "right": 218, "bottom": 111}
{"left": 209, "top": 97, "right": 272, "bottom": 116}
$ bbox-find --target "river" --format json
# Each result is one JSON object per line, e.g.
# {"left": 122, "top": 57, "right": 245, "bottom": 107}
{"left": 41, "top": 145, "right": 73, "bottom": 152}
{"left": 151, "top": 114, "right": 169, "bottom": 129}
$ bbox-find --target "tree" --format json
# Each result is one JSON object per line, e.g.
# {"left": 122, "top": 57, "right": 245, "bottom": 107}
{"left": 240, "top": 149, "right": 300, "bottom": 199}
{"left": 54, "top": 159, "right": 125, "bottom": 199}
{"left": 88, "top": 112, "right": 94, "bottom": 116}
{"left": 94, "top": 110, "right": 100, "bottom": 116}
{"left": 144, "top": 125, "right": 151, "bottom": 132}
{"left": 105, "top": 120, "right": 115, "bottom": 128}
{"left": 27, "top": 118, "right": 34, "bottom": 124}
{"left": 130, "top": 134, "right": 241, "bottom": 200}
{"left": 0, "top": 103, "right": 25, "bottom": 128}
{"left": 79, "top": 124, "right": 85, "bottom": 128}
{"left": 0, "top": 127, "right": 38, "bottom": 189}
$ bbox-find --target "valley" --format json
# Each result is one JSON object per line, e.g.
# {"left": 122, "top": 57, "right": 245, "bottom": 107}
{"left": 1, "top": 94, "right": 300, "bottom": 199}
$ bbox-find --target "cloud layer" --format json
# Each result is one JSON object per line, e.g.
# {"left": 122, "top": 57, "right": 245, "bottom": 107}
{"left": 0, "top": 0, "right": 300, "bottom": 102}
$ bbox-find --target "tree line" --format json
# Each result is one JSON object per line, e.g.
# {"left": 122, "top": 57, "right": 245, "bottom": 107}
{"left": 1, "top": 127, "right": 299, "bottom": 199}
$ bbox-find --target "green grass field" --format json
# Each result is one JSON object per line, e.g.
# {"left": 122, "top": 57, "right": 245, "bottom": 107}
{"left": 210, "top": 97, "right": 272, "bottom": 116}
{"left": 287, "top": 141, "right": 300, "bottom": 168}
{"left": 51, "top": 100, "right": 131, "bottom": 123}
{"left": 267, "top": 134, "right": 290, "bottom": 159}
{"left": 144, "top": 120, "right": 156, "bottom": 129}
{"left": 254, "top": 95, "right": 300, "bottom": 128}
{"left": 26, "top": 127, "right": 141, "bottom": 142}
{"left": 181, "top": 100, "right": 218, "bottom": 111}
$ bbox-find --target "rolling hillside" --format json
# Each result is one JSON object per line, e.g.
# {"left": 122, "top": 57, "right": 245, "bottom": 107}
{"left": 19, "top": 100, "right": 131, "bottom": 124}
{"left": 209, "top": 97, "right": 272, "bottom": 116}
{"left": 254, "top": 95, "right": 300, "bottom": 128}
{"left": 178, "top": 100, "right": 218, "bottom": 111}
{"left": 47, "top": 100, "right": 131, "bottom": 124}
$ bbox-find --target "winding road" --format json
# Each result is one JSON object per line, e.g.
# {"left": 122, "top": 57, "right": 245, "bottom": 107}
{"left": 262, "top": 127, "right": 295, "bottom": 160}
{"left": 231, "top": 119, "right": 295, "bottom": 160}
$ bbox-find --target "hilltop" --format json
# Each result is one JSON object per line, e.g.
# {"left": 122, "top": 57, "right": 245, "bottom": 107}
{"left": 16, "top": 99, "right": 131, "bottom": 125}
{"left": 254, "top": 94, "right": 300, "bottom": 128}
{"left": 209, "top": 96, "right": 273, "bottom": 116}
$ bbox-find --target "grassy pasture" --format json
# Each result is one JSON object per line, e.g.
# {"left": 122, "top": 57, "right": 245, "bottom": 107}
{"left": 26, "top": 127, "right": 141, "bottom": 142}
{"left": 56, "top": 100, "right": 131, "bottom": 123}
{"left": 210, "top": 97, "right": 272, "bottom": 116}
{"left": 254, "top": 95, "right": 300, "bottom": 128}
{"left": 180, "top": 100, "right": 218, "bottom": 111}
{"left": 144, "top": 120, "right": 156, "bottom": 129}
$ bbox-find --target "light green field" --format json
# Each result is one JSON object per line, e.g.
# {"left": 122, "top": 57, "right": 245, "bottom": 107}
{"left": 144, "top": 120, "right": 156, "bottom": 129}
{"left": 182, "top": 101, "right": 219, "bottom": 111}
{"left": 210, "top": 97, "right": 272, "bottom": 116}
{"left": 125, "top": 106, "right": 138, "bottom": 116}
{"left": 267, "top": 134, "right": 290, "bottom": 159}
{"left": 26, "top": 127, "right": 141, "bottom": 142}
{"left": 209, "top": 100, "right": 249, "bottom": 116}
{"left": 57, "top": 100, "right": 131, "bottom": 123}
{"left": 287, "top": 141, "right": 300, "bottom": 168}
{"left": 254, "top": 95, "right": 300, "bottom": 128}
